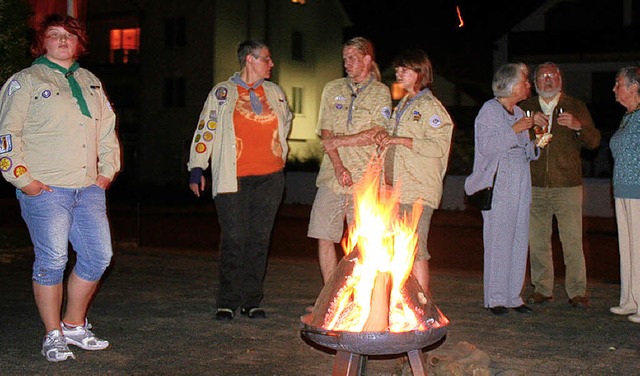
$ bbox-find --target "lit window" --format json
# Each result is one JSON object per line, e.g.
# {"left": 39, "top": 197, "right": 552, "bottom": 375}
{"left": 292, "top": 87, "right": 303, "bottom": 114}
{"left": 110, "top": 28, "right": 140, "bottom": 64}
{"left": 291, "top": 0, "right": 306, "bottom": 4}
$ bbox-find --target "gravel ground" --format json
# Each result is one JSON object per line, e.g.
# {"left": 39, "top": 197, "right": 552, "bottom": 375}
{"left": 0, "top": 202, "right": 638, "bottom": 375}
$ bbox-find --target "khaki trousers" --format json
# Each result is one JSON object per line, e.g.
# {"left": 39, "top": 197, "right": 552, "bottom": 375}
{"left": 529, "top": 186, "right": 587, "bottom": 298}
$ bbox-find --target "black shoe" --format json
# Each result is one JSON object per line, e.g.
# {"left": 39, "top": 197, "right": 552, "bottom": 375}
{"left": 488, "top": 306, "right": 509, "bottom": 315}
{"left": 215, "top": 308, "right": 235, "bottom": 320}
{"left": 513, "top": 304, "right": 534, "bottom": 314}
{"left": 240, "top": 307, "right": 266, "bottom": 319}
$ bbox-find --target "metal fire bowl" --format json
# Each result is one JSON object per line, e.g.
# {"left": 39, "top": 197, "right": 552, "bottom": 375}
{"left": 300, "top": 324, "right": 447, "bottom": 356}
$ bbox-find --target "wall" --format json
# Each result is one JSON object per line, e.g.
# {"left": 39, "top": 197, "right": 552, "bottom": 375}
{"left": 284, "top": 172, "right": 615, "bottom": 217}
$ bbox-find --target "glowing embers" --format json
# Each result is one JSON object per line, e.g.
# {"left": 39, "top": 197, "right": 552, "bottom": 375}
{"left": 303, "top": 157, "right": 448, "bottom": 333}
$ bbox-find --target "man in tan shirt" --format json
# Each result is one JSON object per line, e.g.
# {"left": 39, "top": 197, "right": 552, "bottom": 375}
{"left": 307, "top": 37, "right": 392, "bottom": 283}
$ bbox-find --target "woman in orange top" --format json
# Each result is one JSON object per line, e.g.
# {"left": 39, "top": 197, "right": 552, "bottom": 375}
{"left": 187, "top": 40, "right": 292, "bottom": 320}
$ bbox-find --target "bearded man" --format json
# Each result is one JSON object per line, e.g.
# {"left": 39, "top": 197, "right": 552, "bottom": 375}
{"left": 519, "top": 62, "right": 601, "bottom": 308}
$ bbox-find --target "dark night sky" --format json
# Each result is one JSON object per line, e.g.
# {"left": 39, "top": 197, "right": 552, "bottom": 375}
{"left": 339, "top": 0, "right": 547, "bottom": 90}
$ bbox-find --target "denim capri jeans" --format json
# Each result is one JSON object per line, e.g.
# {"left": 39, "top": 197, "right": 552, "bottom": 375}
{"left": 17, "top": 185, "right": 113, "bottom": 285}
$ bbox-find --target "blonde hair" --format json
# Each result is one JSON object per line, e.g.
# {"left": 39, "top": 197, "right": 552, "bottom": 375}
{"left": 344, "top": 37, "right": 381, "bottom": 81}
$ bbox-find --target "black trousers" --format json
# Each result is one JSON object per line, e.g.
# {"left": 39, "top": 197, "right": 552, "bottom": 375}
{"left": 213, "top": 170, "right": 284, "bottom": 309}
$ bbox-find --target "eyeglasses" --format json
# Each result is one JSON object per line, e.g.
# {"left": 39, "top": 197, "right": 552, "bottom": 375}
{"left": 537, "top": 72, "right": 558, "bottom": 80}
{"left": 46, "top": 32, "right": 78, "bottom": 41}
{"left": 253, "top": 54, "right": 272, "bottom": 63}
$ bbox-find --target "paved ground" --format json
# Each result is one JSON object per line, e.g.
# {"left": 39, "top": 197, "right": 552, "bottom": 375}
{"left": 0, "top": 200, "right": 638, "bottom": 375}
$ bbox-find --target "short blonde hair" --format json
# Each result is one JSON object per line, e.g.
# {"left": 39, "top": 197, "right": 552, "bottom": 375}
{"left": 344, "top": 37, "right": 381, "bottom": 81}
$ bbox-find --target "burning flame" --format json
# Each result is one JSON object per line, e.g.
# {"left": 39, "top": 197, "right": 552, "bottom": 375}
{"left": 317, "top": 156, "right": 448, "bottom": 333}
{"left": 456, "top": 5, "right": 464, "bottom": 27}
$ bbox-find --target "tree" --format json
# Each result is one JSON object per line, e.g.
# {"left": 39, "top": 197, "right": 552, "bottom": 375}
{"left": 0, "top": 0, "right": 32, "bottom": 84}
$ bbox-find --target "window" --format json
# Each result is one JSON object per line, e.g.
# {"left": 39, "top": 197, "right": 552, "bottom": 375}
{"left": 163, "top": 77, "right": 186, "bottom": 108}
{"left": 109, "top": 28, "right": 140, "bottom": 64}
{"left": 292, "top": 87, "right": 303, "bottom": 114}
{"left": 292, "top": 31, "right": 304, "bottom": 61}
{"left": 164, "top": 17, "right": 186, "bottom": 48}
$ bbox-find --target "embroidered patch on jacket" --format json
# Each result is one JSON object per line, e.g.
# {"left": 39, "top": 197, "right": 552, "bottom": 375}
{"left": 0, "top": 134, "right": 12, "bottom": 153}
{"left": 209, "top": 110, "right": 217, "bottom": 121}
{"left": 194, "top": 134, "right": 201, "bottom": 143}
{"left": 429, "top": 115, "right": 442, "bottom": 128}
{"left": 413, "top": 111, "right": 422, "bottom": 122}
{"left": 13, "top": 165, "right": 27, "bottom": 178}
{"left": 382, "top": 106, "right": 392, "bottom": 119}
{"left": 195, "top": 143, "right": 207, "bottom": 153}
{"left": 215, "top": 87, "right": 227, "bottom": 101}
{"left": 207, "top": 120, "right": 217, "bottom": 130}
{"left": 42, "top": 90, "right": 52, "bottom": 98}
{"left": 7, "top": 80, "right": 21, "bottom": 96}
{"left": 0, "top": 157, "right": 11, "bottom": 172}
{"left": 202, "top": 131, "right": 214, "bottom": 142}
{"left": 197, "top": 120, "right": 205, "bottom": 130}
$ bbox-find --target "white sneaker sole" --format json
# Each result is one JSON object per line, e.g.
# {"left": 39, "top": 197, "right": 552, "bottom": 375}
{"left": 41, "top": 349, "right": 76, "bottom": 362}
{"left": 65, "top": 337, "right": 110, "bottom": 351}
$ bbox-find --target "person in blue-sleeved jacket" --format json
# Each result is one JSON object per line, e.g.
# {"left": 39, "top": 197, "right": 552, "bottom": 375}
{"left": 610, "top": 65, "right": 640, "bottom": 324}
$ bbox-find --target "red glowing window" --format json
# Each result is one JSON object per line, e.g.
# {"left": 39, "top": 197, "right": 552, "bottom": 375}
{"left": 109, "top": 28, "right": 140, "bottom": 64}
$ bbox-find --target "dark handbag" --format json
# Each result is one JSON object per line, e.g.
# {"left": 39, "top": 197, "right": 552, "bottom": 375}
{"left": 467, "top": 168, "right": 498, "bottom": 211}
{"left": 467, "top": 187, "right": 493, "bottom": 211}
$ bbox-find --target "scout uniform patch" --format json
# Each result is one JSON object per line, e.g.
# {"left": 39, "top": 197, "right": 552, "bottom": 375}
{"left": 413, "top": 111, "right": 422, "bottom": 122}
{"left": 197, "top": 120, "right": 205, "bottom": 130}
{"left": 195, "top": 143, "right": 206, "bottom": 153}
{"left": 215, "top": 87, "right": 227, "bottom": 101}
{"left": 203, "top": 131, "right": 214, "bottom": 141}
{"left": 382, "top": 106, "right": 392, "bottom": 119}
{"left": 429, "top": 115, "right": 442, "bottom": 128}
{"left": 7, "top": 80, "right": 21, "bottom": 96}
{"left": 0, "top": 134, "right": 12, "bottom": 153}
{"left": 42, "top": 90, "right": 52, "bottom": 98}
{"left": 0, "top": 157, "right": 11, "bottom": 172}
{"left": 207, "top": 120, "right": 217, "bottom": 130}
{"left": 13, "top": 165, "right": 27, "bottom": 178}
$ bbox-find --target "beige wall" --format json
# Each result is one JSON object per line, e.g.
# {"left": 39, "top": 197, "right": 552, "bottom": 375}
{"left": 89, "top": 0, "right": 349, "bottom": 185}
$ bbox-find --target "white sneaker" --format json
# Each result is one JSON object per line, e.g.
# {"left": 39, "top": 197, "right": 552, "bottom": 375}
{"left": 628, "top": 314, "right": 640, "bottom": 324}
{"left": 610, "top": 306, "right": 636, "bottom": 315}
{"left": 41, "top": 329, "right": 75, "bottom": 362}
{"left": 61, "top": 319, "right": 110, "bottom": 351}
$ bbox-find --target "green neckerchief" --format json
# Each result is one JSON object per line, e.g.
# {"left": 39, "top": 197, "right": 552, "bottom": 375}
{"left": 32, "top": 55, "right": 92, "bottom": 118}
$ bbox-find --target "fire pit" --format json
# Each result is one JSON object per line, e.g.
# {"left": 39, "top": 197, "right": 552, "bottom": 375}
{"left": 300, "top": 159, "right": 449, "bottom": 375}
{"left": 301, "top": 250, "right": 448, "bottom": 375}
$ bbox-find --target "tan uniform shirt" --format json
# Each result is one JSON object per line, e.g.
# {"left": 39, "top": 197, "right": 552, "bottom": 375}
{"left": 315, "top": 76, "right": 392, "bottom": 194}
{"left": 387, "top": 90, "right": 454, "bottom": 208}
{"left": 0, "top": 65, "right": 120, "bottom": 189}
